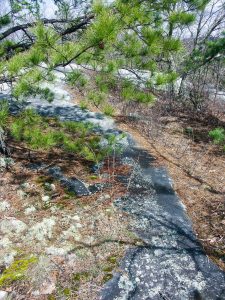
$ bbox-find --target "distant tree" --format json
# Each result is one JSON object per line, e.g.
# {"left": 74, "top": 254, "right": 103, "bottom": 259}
{"left": 175, "top": 0, "right": 225, "bottom": 110}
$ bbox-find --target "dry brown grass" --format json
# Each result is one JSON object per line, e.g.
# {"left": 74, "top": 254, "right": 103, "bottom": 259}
{"left": 116, "top": 115, "right": 225, "bottom": 271}
{"left": 68, "top": 86, "right": 225, "bottom": 271}
{"left": 0, "top": 137, "right": 138, "bottom": 299}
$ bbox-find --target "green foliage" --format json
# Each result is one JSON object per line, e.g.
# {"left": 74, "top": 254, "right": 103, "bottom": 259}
{"left": 0, "top": 101, "right": 9, "bottom": 128}
{"left": 155, "top": 72, "right": 178, "bottom": 85}
{"left": 163, "top": 38, "right": 182, "bottom": 53}
{"left": 103, "top": 133, "right": 126, "bottom": 157}
{"left": 209, "top": 128, "right": 225, "bottom": 150}
{"left": 27, "top": 48, "right": 46, "bottom": 66}
{"left": 10, "top": 109, "right": 55, "bottom": 149}
{"left": 66, "top": 70, "right": 87, "bottom": 87}
{"left": 85, "top": 8, "right": 120, "bottom": 45}
{"left": 0, "top": 256, "right": 38, "bottom": 287}
{"left": 204, "top": 32, "right": 225, "bottom": 62}
{"left": 50, "top": 42, "right": 80, "bottom": 66}
{"left": 24, "top": 129, "right": 56, "bottom": 150}
{"left": 63, "top": 121, "right": 95, "bottom": 140}
{"left": 0, "top": 40, "right": 17, "bottom": 58}
{"left": 8, "top": 108, "right": 121, "bottom": 162}
{"left": 80, "top": 145, "right": 97, "bottom": 161}
{"left": 95, "top": 73, "right": 117, "bottom": 93}
{"left": 142, "top": 28, "right": 162, "bottom": 47}
{"left": 0, "top": 15, "right": 11, "bottom": 28}
{"left": 0, "top": 0, "right": 213, "bottom": 114}
{"left": 118, "top": 33, "right": 143, "bottom": 58}
{"left": 33, "top": 22, "right": 60, "bottom": 50}
{"left": 120, "top": 81, "right": 136, "bottom": 100}
{"left": 39, "top": 87, "right": 55, "bottom": 102}
{"left": 11, "top": 0, "right": 43, "bottom": 16}
{"left": 103, "top": 104, "right": 115, "bottom": 116}
{"left": 63, "top": 139, "right": 80, "bottom": 153}
{"left": 185, "top": 33, "right": 225, "bottom": 75}
{"left": 12, "top": 70, "right": 54, "bottom": 101}
{"left": 88, "top": 91, "right": 107, "bottom": 107}
{"left": 79, "top": 100, "right": 88, "bottom": 110}
{"left": 7, "top": 53, "right": 27, "bottom": 75}
{"left": 169, "top": 12, "right": 195, "bottom": 26}
{"left": 121, "top": 80, "right": 155, "bottom": 103}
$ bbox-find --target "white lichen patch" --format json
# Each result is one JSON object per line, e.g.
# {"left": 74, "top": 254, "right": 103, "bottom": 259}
{"left": 16, "top": 189, "right": 27, "bottom": 200}
{"left": 0, "top": 201, "right": 10, "bottom": 212}
{"left": 24, "top": 206, "right": 36, "bottom": 215}
{"left": 71, "top": 215, "right": 80, "bottom": 222}
{"left": 82, "top": 235, "right": 95, "bottom": 244}
{"left": 45, "top": 246, "right": 72, "bottom": 256}
{"left": 27, "top": 217, "right": 56, "bottom": 242}
{"left": 41, "top": 195, "right": 50, "bottom": 202}
{"left": 0, "top": 250, "right": 17, "bottom": 266}
{"left": 62, "top": 225, "right": 81, "bottom": 241}
{"left": 28, "top": 256, "right": 56, "bottom": 291}
{"left": 0, "top": 218, "right": 28, "bottom": 235}
{"left": 0, "top": 237, "right": 12, "bottom": 249}
{"left": 116, "top": 274, "right": 135, "bottom": 300}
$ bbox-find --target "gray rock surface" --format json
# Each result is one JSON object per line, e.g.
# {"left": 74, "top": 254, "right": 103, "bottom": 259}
{"left": 101, "top": 147, "right": 225, "bottom": 300}
{"left": 48, "top": 166, "right": 90, "bottom": 196}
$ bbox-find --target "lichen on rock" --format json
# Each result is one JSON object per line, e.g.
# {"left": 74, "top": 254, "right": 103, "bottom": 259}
{"left": 27, "top": 217, "right": 56, "bottom": 243}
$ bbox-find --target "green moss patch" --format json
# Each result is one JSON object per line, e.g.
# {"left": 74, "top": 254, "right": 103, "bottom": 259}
{"left": 0, "top": 256, "right": 38, "bottom": 287}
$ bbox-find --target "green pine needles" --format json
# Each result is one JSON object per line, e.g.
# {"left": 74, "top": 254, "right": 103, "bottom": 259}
{"left": 209, "top": 128, "right": 225, "bottom": 151}
{"left": 1, "top": 107, "right": 123, "bottom": 162}
{"left": 0, "top": 0, "right": 208, "bottom": 106}
{"left": 0, "top": 101, "right": 9, "bottom": 128}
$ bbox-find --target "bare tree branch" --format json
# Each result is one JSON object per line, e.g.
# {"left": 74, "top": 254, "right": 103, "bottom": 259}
{"left": 0, "top": 15, "right": 94, "bottom": 41}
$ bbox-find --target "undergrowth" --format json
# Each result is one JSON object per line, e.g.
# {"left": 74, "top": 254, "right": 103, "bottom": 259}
{"left": 209, "top": 127, "right": 225, "bottom": 151}
{"left": 1, "top": 104, "right": 124, "bottom": 163}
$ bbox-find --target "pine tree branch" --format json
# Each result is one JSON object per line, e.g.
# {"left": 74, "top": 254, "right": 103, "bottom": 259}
{"left": 61, "top": 14, "right": 94, "bottom": 36}
{"left": 0, "top": 15, "right": 94, "bottom": 41}
{"left": 60, "top": 44, "right": 95, "bottom": 67}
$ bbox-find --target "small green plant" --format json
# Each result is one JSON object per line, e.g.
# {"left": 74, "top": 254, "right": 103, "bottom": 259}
{"left": 0, "top": 256, "right": 38, "bottom": 287}
{"left": 0, "top": 101, "right": 9, "bottom": 128}
{"left": 121, "top": 82, "right": 154, "bottom": 103}
{"left": 63, "top": 139, "right": 80, "bottom": 153}
{"left": 79, "top": 100, "right": 88, "bottom": 110}
{"left": 10, "top": 119, "right": 24, "bottom": 140}
{"left": 63, "top": 121, "right": 90, "bottom": 136}
{"left": 52, "top": 131, "right": 66, "bottom": 144}
{"left": 209, "top": 127, "right": 225, "bottom": 151}
{"left": 39, "top": 87, "right": 55, "bottom": 102}
{"left": 102, "top": 273, "right": 113, "bottom": 283}
{"left": 63, "top": 288, "right": 71, "bottom": 296}
{"left": 7, "top": 108, "right": 123, "bottom": 164}
{"left": 73, "top": 271, "right": 91, "bottom": 282}
{"left": 10, "top": 109, "right": 55, "bottom": 149}
{"left": 66, "top": 70, "right": 87, "bottom": 87}
{"left": 80, "top": 145, "right": 96, "bottom": 161}
{"left": 104, "top": 133, "right": 126, "bottom": 156}
{"left": 88, "top": 91, "right": 106, "bottom": 107}
{"left": 24, "top": 129, "right": 56, "bottom": 150}
{"left": 103, "top": 104, "right": 115, "bottom": 116}
{"left": 209, "top": 128, "right": 225, "bottom": 144}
